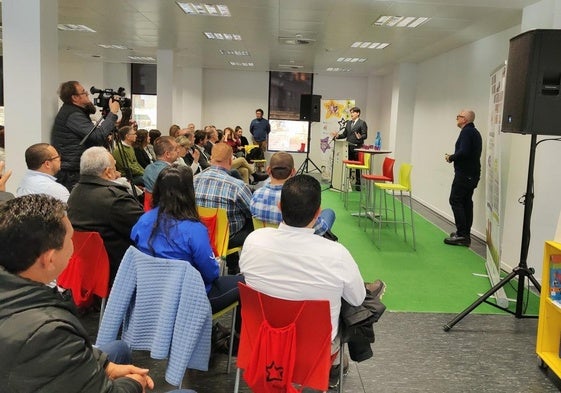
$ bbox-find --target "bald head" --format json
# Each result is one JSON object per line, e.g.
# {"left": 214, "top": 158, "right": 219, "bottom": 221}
{"left": 211, "top": 143, "right": 233, "bottom": 169}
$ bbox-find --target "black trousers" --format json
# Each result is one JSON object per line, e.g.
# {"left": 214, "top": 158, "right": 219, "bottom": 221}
{"left": 449, "top": 173, "right": 479, "bottom": 238}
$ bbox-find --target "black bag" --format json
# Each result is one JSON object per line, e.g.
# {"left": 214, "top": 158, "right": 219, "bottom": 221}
{"left": 246, "top": 147, "right": 264, "bottom": 162}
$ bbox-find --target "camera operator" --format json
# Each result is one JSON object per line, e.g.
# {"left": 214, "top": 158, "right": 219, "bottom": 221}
{"left": 51, "top": 81, "right": 120, "bottom": 191}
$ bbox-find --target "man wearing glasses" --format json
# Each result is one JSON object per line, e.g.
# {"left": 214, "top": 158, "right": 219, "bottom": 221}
{"left": 52, "top": 81, "right": 120, "bottom": 191}
{"left": 16, "top": 143, "right": 69, "bottom": 202}
{"left": 444, "top": 110, "right": 482, "bottom": 247}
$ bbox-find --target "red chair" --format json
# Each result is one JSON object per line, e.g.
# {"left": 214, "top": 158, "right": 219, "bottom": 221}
{"left": 359, "top": 157, "right": 395, "bottom": 228}
{"left": 234, "top": 283, "right": 343, "bottom": 393}
{"left": 340, "top": 151, "right": 365, "bottom": 201}
{"left": 57, "top": 231, "right": 110, "bottom": 329}
{"left": 144, "top": 191, "right": 153, "bottom": 211}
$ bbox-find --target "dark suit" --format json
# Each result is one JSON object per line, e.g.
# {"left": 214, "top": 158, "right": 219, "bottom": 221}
{"left": 337, "top": 118, "right": 368, "bottom": 185}
{"left": 194, "top": 145, "right": 211, "bottom": 174}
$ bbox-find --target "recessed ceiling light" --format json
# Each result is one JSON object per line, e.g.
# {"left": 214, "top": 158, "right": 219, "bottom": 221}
{"left": 204, "top": 32, "right": 242, "bottom": 40}
{"left": 374, "top": 15, "right": 430, "bottom": 28}
{"left": 326, "top": 67, "right": 351, "bottom": 72}
{"left": 278, "top": 64, "right": 304, "bottom": 69}
{"left": 351, "top": 42, "right": 390, "bottom": 50}
{"left": 337, "top": 57, "right": 367, "bottom": 63}
{"left": 219, "top": 49, "right": 250, "bottom": 56}
{"left": 57, "top": 24, "right": 96, "bottom": 33}
{"left": 229, "top": 61, "right": 254, "bottom": 67}
{"left": 98, "top": 44, "right": 130, "bottom": 50}
{"left": 176, "top": 2, "right": 231, "bottom": 17}
{"left": 128, "top": 56, "right": 156, "bottom": 62}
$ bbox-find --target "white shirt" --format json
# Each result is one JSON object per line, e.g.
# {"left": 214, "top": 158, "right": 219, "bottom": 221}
{"left": 16, "top": 170, "right": 70, "bottom": 202}
{"left": 239, "top": 222, "right": 366, "bottom": 340}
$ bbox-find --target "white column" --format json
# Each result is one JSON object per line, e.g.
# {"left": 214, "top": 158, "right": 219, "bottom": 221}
{"left": 2, "top": 0, "right": 58, "bottom": 191}
{"left": 157, "top": 50, "right": 174, "bottom": 131}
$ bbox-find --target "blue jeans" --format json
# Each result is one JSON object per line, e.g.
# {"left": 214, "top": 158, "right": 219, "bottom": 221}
{"left": 320, "top": 209, "right": 336, "bottom": 230}
{"left": 97, "top": 340, "right": 132, "bottom": 364}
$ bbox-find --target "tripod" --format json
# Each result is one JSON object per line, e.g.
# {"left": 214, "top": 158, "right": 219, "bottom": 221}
{"left": 297, "top": 121, "right": 322, "bottom": 174}
{"left": 443, "top": 133, "right": 541, "bottom": 331}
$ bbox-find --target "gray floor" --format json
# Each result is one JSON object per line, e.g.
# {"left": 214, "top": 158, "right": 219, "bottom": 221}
{"left": 81, "top": 185, "right": 561, "bottom": 392}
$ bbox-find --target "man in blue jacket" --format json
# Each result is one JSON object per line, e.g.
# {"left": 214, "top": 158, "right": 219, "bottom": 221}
{"left": 444, "top": 109, "right": 482, "bottom": 247}
{"left": 249, "top": 108, "right": 270, "bottom": 152}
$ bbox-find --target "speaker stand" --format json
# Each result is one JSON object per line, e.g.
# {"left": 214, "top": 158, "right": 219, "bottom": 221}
{"left": 443, "top": 133, "right": 541, "bottom": 331}
{"left": 297, "top": 121, "right": 322, "bottom": 175}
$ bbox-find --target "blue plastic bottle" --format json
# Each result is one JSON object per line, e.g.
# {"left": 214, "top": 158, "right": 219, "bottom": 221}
{"left": 374, "top": 131, "right": 382, "bottom": 151}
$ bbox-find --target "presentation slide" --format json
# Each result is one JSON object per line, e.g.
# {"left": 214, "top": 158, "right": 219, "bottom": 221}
{"left": 268, "top": 120, "right": 309, "bottom": 152}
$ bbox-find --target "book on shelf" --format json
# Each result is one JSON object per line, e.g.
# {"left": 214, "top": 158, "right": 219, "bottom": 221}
{"left": 550, "top": 254, "right": 561, "bottom": 302}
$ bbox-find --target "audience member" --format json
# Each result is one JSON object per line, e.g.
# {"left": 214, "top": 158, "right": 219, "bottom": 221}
{"left": 131, "top": 165, "right": 244, "bottom": 313}
{"left": 194, "top": 130, "right": 211, "bottom": 173}
{"left": 251, "top": 151, "right": 337, "bottom": 239}
{"left": 147, "top": 129, "right": 161, "bottom": 159}
{"left": 143, "top": 136, "right": 180, "bottom": 194}
{"left": 133, "top": 129, "right": 154, "bottom": 168}
{"left": 113, "top": 126, "right": 145, "bottom": 186}
{"left": 224, "top": 127, "right": 242, "bottom": 157}
{"left": 52, "top": 81, "right": 120, "bottom": 191}
{"left": 16, "top": 143, "right": 70, "bottom": 202}
{"left": 235, "top": 126, "right": 249, "bottom": 147}
{"left": 240, "top": 175, "right": 366, "bottom": 387}
{"left": 186, "top": 123, "right": 196, "bottom": 133}
{"left": 168, "top": 124, "right": 180, "bottom": 138}
{"left": 176, "top": 135, "right": 200, "bottom": 175}
{"left": 0, "top": 161, "right": 14, "bottom": 203}
{"left": 0, "top": 126, "right": 5, "bottom": 162}
{"left": 249, "top": 108, "right": 270, "bottom": 152}
{"left": 204, "top": 126, "right": 218, "bottom": 156}
{"left": 67, "top": 147, "right": 144, "bottom": 283}
{"left": 0, "top": 194, "right": 154, "bottom": 393}
{"left": 194, "top": 143, "right": 253, "bottom": 274}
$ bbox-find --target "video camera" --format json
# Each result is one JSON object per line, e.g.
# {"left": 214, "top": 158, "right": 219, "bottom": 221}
{"left": 90, "top": 86, "right": 132, "bottom": 111}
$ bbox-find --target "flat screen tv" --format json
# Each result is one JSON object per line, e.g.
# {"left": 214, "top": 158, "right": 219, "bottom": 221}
{"left": 268, "top": 119, "right": 309, "bottom": 153}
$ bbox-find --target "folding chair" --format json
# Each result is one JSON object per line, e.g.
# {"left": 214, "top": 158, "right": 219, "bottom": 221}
{"left": 234, "top": 283, "right": 345, "bottom": 393}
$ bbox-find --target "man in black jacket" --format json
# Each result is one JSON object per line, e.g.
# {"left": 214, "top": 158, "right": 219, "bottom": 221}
{"left": 52, "top": 81, "right": 121, "bottom": 191}
{"left": 444, "top": 109, "right": 482, "bottom": 247}
{"left": 0, "top": 194, "right": 153, "bottom": 393}
{"left": 67, "top": 147, "right": 144, "bottom": 283}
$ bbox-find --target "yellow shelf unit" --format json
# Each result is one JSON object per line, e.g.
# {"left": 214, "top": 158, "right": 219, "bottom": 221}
{"left": 536, "top": 240, "right": 561, "bottom": 377}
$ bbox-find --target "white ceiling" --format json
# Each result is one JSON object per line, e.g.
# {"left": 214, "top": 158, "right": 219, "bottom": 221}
{"left": 52, "top": 0, "right": 540, "bottom": 76}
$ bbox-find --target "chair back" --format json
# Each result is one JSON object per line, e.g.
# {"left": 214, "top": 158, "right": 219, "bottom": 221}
{"left": 382, "top": 157, "right": 395, "bottom": 182}
{"left": 362, "top": 152, "right": 371, "bottom": 169}
{"left": 398, "top": 163, "right": 413, "bottom": 191}
{"left": 236, "top": 282, "right": 332, "bottom": 392}
{"left": 57, "top": 231, "right": 109, "bottom": 309}
{"left": 357, "top": 151, "right": 365, "bottom": 165}
{"left": 252, "top": 216, "right": 279, "bottom": 229}
{"left": 96, "top": 246, "right": 212, "bottom": 386}
{"left": 197, "top": 206, "right": 230, "bottom": 257}
{"left": 144, "top": 191, "right": 153, "bottom": 212}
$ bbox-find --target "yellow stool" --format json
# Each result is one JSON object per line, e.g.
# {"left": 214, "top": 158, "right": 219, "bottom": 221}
{"left": 344, "top": 153, "right": 370, "bottom": 210}
{"left": 373, "top": 163, "right": 415, "bottom": 250}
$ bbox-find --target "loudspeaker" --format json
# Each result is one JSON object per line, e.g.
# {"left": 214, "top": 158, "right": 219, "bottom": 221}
{"left": 502, "top": 29, "right": 561, "bottom": 136}
{"left": 300, "top": 94, "right": 321, "bottom": 122}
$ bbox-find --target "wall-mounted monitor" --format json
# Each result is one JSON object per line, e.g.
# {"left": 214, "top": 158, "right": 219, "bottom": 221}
{"left": 268, "top": 119, "right": 309, "bottom": 153}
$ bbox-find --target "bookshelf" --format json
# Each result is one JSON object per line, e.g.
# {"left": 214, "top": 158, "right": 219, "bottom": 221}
{"left": 536, "top": 241, "right": 561, "bottom": 375}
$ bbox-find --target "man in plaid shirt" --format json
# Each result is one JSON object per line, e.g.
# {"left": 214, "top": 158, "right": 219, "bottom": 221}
{"left": 194, "top": 142, "right": 253, "bottom": 274}
{"left": 250, "top": 152, "right": 337, "bottom": 239}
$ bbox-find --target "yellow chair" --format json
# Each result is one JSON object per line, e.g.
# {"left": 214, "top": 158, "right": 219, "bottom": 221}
{"left": 252, "top": 216, "right": 279, "bottom": 229}
{"left": 344, "top": 153, "right": 371, "bottom": 209}
{"left": 243, "top": 144, "right": 267, "bottom": 172}
{"left": 373, "top": 163, "right": 416, "bottom": 250}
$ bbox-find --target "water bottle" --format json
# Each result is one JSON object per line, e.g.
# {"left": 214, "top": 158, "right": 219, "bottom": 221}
{"left": 374, "top": 131, "right": 382, "bottom": 151}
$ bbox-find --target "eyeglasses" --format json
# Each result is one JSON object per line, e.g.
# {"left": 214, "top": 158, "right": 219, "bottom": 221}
{"left": 46, "top": 155, "right": 60, "bottom": 161}
{"left": 456, "top": 115, "right": 466, "bottom": 119}
{"left": 75, "top": 91, "right": 89, "bottom": 96}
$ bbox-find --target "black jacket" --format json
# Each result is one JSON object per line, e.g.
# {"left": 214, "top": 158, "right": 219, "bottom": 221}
{"left": 52, "top": 104, "right": 118, "bottom": 172}
{"left": 67, "top": 175, "right": 144, "bottom": 283}
{"left": 338, "top": 118, "right": 368, "bottom": 147}
{"left": 449, "top": 122, "right": 482, "bottom": 179}
{"left": 0, "top": 267, "right": 142, "bottom": 393}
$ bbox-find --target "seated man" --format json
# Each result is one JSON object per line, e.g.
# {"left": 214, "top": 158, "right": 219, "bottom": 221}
{"left": 0, "top": 194, "right": 153, "bottom": 393}
{"left": 112, "top": 126, "right": 145, "bottom": 186}
{"left": 0, "top": 161, "right": 14, "bottom": 203}
{"left": 251, "top": 151, "right": 336, "bottom": 238}
{"left": 67, "top": 146, "right": 144, "bottom": 283}
{"left": 16, "top": 143, "right": 70, "bottom": 202}
{"left": 240, "top": 175, "right": 366, "bottom": 387}
{"left": 194, "top": 143, "right": 253, "bottom": 275}
{"left": 142, "top": 136, "right": 179, "bottom": 193}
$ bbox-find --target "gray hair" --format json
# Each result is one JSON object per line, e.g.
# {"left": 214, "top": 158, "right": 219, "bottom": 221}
{"left": 80, "top": 146, "right": 111, "bottom": 176}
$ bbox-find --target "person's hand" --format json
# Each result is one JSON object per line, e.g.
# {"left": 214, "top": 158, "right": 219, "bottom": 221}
{"left": 355, "top": 131, "right": 361, "bottom": 139}
{"left": 445, "top": 153, "right": 451, "bottom": 163}
{"left": 105, "top": 362, "right": 154, "bottom": 390}
{"left": 109, "top": 98, "right": 121, "bottom": 114}
{"left": 191, "top": 148, "right": 200, "bottom": 163}
{"left": 0, "top": 161, "right": 12, "bottom": 192}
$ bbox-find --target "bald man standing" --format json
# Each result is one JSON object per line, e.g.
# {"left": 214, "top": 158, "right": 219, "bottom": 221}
{"left": 444, "top": 109, "right": 482, "bottom": 247}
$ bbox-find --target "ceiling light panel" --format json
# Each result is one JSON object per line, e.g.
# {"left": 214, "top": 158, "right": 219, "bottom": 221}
{"left": 229, "top": 61, "right": 254, "bottom": 67}
{"left": 98, "top": 44, "right": 130, "bottom": 50}
{"left": 337, "top": 57, "right": 366, "bottom": 63}
{"left": 204, "top": 32, "right": 242, "bottom": 40}
{"left": 57, "top": 24, "right": 96, "bottom": 33}
{"left": 176, "top": 2, "right": 231, "bottom": 17}
{"left": 128, "top": 56, "right": 156, "bottom": 61}
{"left": 351, "top": 42, "right": 390, "bottom": 50}
{"left": 374, "top": 15, "right": 430, "bottom": 28}
{"left": 219, "top": 49, "right": 250, "bottom": 56}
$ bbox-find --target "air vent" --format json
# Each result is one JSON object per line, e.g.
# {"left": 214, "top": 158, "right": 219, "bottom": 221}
{"left": 279, "top": 36, "right": 316, "bottom": 45}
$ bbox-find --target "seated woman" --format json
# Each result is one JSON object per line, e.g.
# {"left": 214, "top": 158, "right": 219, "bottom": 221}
{"left": 130, "top": 165, "right": 243, "bottom": 313}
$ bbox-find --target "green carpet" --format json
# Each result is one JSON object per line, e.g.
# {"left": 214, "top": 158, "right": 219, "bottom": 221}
{"left": 322, "top": 188, "right": 540, "bottom": 315}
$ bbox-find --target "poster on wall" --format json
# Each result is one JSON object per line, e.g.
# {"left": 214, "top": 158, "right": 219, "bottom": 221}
{"left": 319, "top": 99, "right": 355, "bottom": 181}
{"left": 486, "top": 62, "right": 508, "bottom": 308}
